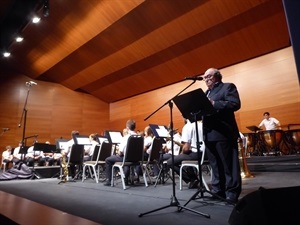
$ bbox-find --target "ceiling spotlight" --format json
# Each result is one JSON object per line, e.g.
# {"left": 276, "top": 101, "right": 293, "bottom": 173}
{"left": 32, "top": 16, "right": 41, "bottom": 23}
{"left": 3, "top": 52, "right": 11, "bottom": 57}
{"left": 43, "top": 0, "right": 50, "bottom": 17}
{"left": 16, "top": 36, "right": 24, "bottom": 42}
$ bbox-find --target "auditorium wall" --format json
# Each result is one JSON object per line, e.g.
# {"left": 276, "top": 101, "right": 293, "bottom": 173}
{"left": 0, "top": 47, "right": 299, "bottom": 152}
{"left": 0, "top": 75, "right": 110, "bottom": 150}
{"left": 110, "top": 47, "right": 300, "bottom": 133}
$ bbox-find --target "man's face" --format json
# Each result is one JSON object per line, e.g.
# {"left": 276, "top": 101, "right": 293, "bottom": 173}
{"left": 204, "top": 69, "right": 217, "bottom": 89}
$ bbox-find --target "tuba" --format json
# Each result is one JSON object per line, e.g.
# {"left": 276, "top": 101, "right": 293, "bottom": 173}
{"left": 238, "top": 137, "right": 254, "bottom": 178}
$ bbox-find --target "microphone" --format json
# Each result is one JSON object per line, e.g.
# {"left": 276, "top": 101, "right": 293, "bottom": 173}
{"left": 26, "top": 81, "right": 38, "bottom": 86}
{"left": 184, "top": 76, "right": 203, "bottom": 81}
{"left": 2, "top": 128, "right": 10, "bottom": 131}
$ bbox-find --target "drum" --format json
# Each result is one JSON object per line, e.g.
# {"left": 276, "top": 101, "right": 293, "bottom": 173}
{"left": 285, "top": 129, "right": 300, "bottom": 153}
{"left": 243, "top": 133, "right": 255, "bottom": 154}
{"left": 290, "top": 129, "right": 300, "bottom": 146}
{"left": 259, "top": 130, "right": 283, "bottom": 154}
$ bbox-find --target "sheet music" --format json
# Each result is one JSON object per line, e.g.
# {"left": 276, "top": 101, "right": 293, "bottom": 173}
{"left": 156, "top": 126, "right": 169, "bottom": 138}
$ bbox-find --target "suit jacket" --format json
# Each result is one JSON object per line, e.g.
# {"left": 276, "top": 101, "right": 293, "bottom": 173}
{"left": 203, "top": 82, "right": 241, "bottom": 141}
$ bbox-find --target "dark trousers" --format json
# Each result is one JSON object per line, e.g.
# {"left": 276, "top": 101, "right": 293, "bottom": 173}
{"left": 205, "top": 140, "right": 242, "bottom": 200}
{"left": 166, "top": 151, "right": 199, "bottom": 183}
{"left": 105, "top": 155, "right": 130, "bottom": 181}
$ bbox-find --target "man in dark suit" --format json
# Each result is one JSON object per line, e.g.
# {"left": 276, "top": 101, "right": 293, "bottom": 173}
{"left": 203, "top": 68, "right": 242, "bottom": 204}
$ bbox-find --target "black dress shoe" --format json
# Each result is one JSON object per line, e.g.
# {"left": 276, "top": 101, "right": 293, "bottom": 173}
{"left": 211, "top": 191, "right": 226, "bottom": 199}
{"left": 225, "top": 197, "right": 238, "bottom": 205}
{"left": 188, "top": 180, "right": 199, "bottom": 189}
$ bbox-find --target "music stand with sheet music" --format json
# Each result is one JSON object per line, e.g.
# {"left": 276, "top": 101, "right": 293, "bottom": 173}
{"left": 104, "top": 130, "right": 123, "bottom": 155}
{"left": 149, "top": 124, "right": 169, "bottom": 138}
{"left": 73, "top": 135, "right": 92, "bottom": 145}
{"left": 139, "top": 82, "right": 210, "bottom": 218}
{"left": 55, "top": 139, "right": 68, "bottom": 151}
{"left": 149, "top": 124, "right": 170, "bottom": 185}
{"left": 98, "top": 135, "right": 108, "bottom": 144}
{"left": 173, "top": 88, "right": 231, "bottom": 209}
{"left": 173, "top": 88, "right": 216, "bottom": 122}
{"left": 18, "top": 145, "right": 29, "bottom": 160}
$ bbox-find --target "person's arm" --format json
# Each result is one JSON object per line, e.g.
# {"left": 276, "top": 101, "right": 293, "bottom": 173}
{"left": 258, "top": 120, "right": 264, "bottom": 129}
{"left": 275, "top": 118, "right": 281, "bottom": 129}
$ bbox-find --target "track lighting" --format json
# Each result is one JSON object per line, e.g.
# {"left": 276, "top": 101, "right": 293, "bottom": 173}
{"left": 43, "top": 0, "right": 50, "bottom": 17}
{"left": 3, "top": 52, "right": 11, "bottom": 57}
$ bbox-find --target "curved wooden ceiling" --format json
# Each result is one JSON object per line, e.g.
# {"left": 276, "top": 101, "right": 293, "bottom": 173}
{"left": 0, "top": 0, "right": 291, "bottom": 103}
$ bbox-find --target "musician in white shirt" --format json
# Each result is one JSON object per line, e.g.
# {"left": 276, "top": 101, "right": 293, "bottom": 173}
{"left": 258, "top": 112, "right": 281, "bottom": 130}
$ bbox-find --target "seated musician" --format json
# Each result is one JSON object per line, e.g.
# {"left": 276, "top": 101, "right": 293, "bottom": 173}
{"left": 2, "top": 145, "right": 14, "bottom": 170}
{"left": 166, "top": 119, "right": 201, "bottom": 189}
{"left": 26, "top": 143, "right": 46, "bottom": 167}
{"left": 104, "top": 119, "right": 137, "bottom": 186}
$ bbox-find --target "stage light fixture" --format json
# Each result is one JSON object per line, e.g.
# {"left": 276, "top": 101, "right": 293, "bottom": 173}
{"left": 3, "top": 52, "right": 11, "bottom": 57}
{"left": 16, "top": 36, "right": 24, "bottom": 42}
{"left": 32, "top": 16, "right": 41, "bottom": 23}
{"left": 43, "top": 0, "right": 50, "bottom": 17}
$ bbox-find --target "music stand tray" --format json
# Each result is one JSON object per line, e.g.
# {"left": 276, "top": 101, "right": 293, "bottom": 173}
{"left": 246, "top": 126, "right": 262, "bottom": 132}
{"left": 19, "top": 146, "right": 29, "bottom": 155}
{"left": 173, "top": 88, "right": 216, "bottom": 121}
{"left": 34, "top": 143, "right": 57, "bottom": 153}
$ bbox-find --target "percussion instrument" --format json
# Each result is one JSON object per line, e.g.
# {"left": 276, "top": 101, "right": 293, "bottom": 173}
{"left": 285, "top": 129, "right": 300, "bottom": 153}
{"left": 259, "top": 130, "right": 283, "bottom": 155}
{"left": 242, "top": 133, "right": 256, "bottom": 155}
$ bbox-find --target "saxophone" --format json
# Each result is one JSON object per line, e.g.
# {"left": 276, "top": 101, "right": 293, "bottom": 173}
{"left": 60, "top": 153, "right": 69, "bottom": 182}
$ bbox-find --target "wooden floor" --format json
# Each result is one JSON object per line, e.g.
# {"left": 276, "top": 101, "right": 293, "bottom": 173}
{"left": 0, "top": 191, "right": 101, "bottom": 225}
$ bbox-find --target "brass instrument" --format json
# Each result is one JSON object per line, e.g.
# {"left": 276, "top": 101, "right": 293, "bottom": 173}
{"left": 60, "top": 153, "right": 68, "bottom": 183}
{"left": 238, "top": 138, "right": 254, "bottom": 178}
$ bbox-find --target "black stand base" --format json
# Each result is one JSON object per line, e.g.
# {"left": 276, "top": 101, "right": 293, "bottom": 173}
{"left": 181, "top": 187, "right": 236, "bottom": 209}
{"left": 154, "top": 164, "right": 173, "bottom": 186}
{"left": 139, "top": 195, "right": 210, "bottom": 218}
{"left": 30, "top": 169, "right": 41, "bottom": 180}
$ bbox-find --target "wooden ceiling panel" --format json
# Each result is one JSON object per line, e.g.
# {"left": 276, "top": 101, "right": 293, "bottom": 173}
{"left": 0, "top": 0, "right": 291, "bottom": 103}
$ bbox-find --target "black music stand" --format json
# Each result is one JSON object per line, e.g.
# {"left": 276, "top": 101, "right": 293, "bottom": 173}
{"left": 246, "top": 126, "right": 262, "bottom": 133}
{"left": 104, "top": 130, "right": 123, "bottom": 155}
{"left": 148, "top": 124, "right": 172, "bottom": 186}
{"left": 19, "top": 145, "right": 40, "bottom": 179}
{"left": 18, "top": 145, "right": 29, "bottom": 160}
{"left": 34, "top": 143, "right": 57, "bottom": 164}
{"left": 34, "top": 143, "right": 57, "bottom": 153}
{"left": 139, "top": 82, "right": 210, "bottom": 218}
{"left": 173, "top": 88, "right": 231, "bottom": 208}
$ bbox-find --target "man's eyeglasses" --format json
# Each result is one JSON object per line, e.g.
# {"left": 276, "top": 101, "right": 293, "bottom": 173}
{"left": 203, "top": 74, "right": 214, "bottom": 80}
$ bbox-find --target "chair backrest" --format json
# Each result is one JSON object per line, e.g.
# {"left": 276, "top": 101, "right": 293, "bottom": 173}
{"left": 90, "top": 145, "right": 101, "bottom": 161}
{"left": 124, "top": 135, "right": 144, "bottom": 163}
{"left": 199, "top": 142, "right": 206, "bottom": 165}
{"left": 98, "top": 141, "right": 113, "bottom": 161}
{"left": 68, "top": 145, "right": 84, "bottom": 164}
{"left": 149, "top": 137, "right": 162, "bottom": 162}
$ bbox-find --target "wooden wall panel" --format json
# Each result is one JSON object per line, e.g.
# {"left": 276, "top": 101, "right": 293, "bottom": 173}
{"left": 0, "top": 76, "right": 109, "bottom": 150}
{"left": 110, "top": 47, "right": 300, "bottom": 134}
{"left": 1, "top": 47, "right": 299, "bottom": 154}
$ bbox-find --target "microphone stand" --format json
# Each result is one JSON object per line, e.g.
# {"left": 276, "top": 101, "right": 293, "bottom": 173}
{"left": 18, "top": 83, "right": 40, "bottom": 179}
{"left": 18, "top": 83, "right": 31, "bottom": 161}
{"left": 139, "top": 80, "right": 210, "bottom": 218}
